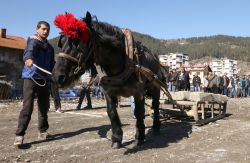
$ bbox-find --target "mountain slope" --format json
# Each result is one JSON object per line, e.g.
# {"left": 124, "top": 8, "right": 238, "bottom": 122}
{"left": 49, "top": 33, "right": 250, "bottom": 62}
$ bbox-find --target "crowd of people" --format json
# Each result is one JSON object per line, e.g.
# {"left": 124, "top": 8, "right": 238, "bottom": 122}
{"left": 204, "top": 73, "right": 250, "bottom": 98}
{"left": 166, "top": 67, "right": 250, "bottom": 98}
{"left": 167, "top": 67, "right": 191, "bottom": 92}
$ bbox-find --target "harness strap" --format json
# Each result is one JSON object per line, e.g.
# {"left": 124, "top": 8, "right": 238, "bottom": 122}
{"left": 122, "top": 29, "right": 135, "bottom": 61}
{"left": 101, "top": 29, "right": 136, "bottom": 86}
{"left": 58, "top": 53, "right": 79, "bottom": 64}
{"left": 134, "top": 65, "right": 173, "bottom": 102}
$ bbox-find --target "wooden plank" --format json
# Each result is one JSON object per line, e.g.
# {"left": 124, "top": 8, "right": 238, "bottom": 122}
{"left": 160, "top": 94, "right": 227, "bottom": 124}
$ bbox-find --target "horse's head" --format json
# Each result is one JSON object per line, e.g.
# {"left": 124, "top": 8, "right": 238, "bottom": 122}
{"left": 53, "top": 12, "right": 93, "bottom": 87}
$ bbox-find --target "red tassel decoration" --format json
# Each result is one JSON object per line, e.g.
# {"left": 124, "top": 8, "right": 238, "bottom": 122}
{"left": 54, "top": 13, "right": 89, "bottom": 42}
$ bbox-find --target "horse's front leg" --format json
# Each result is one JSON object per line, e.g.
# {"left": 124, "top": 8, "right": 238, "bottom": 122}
{"left": 152, "top": 90, "right": 161, "bottom": 134}
{"left": 105, "top": 95, "right": 123, "bottom": 149}
{"left": 134, "top": 95, "right": 146, "bottom": 146}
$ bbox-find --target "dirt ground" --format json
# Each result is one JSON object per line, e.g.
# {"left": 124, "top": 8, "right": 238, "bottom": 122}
{"left": 0, "top": 97, "right": 250, "bottom": 163}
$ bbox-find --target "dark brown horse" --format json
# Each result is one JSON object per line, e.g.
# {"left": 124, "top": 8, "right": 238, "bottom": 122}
{"left": 53, "top": 12, "right": 166, "bottom": 148}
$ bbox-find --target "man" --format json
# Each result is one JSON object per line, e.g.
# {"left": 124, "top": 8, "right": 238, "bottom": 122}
{"left": 229, "top": 76, "right": 236, "bottom": 98}
{"left": 178, "top": 67, "right": 189, "bottom": 91}
{"left": 76, "top": 63, "right": 98, "bottom": 110}
{"left": 248, "top": 76, "right": 250, "bottom": 97}
{"left": 14, "top": 21, "right": 55, "bottom": 146}
{"left": 240, "top": 75, "right": 248, "bottom": 97}
{"left": 92, "top": 75, "right": 104, "bottom": 99}
{"left": 207, "top": 72, "right": 216, "bottom": 93}
{"left": 192, "top": 72, "right": 201, "bottom": 92}
{"left": 130, "top": 96, "right": 136, "bottom": 119}
{"left": 167, "top": 69, "right": 173, "bottom": 92}
{"left": 170, "top": 69, "right": 178, "bottom": 92}
{"left": 222, "top": 73, "right": 230, "bottom": 95}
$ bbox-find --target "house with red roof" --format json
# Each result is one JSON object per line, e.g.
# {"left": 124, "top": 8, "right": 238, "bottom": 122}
{"left": 181, "top": 64, "right": 212, "bottom": 86}
{"left": 0, "top": 28, "right": 26, "bottom": 98}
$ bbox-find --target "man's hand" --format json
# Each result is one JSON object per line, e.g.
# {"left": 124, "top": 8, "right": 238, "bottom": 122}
{"left": 25, "top": 59, "right": 33, "bottom": 67}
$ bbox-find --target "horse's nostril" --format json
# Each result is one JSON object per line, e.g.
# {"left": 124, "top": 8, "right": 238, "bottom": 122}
{"left": 58, "top": 75, "right": 66, "bottom": 84}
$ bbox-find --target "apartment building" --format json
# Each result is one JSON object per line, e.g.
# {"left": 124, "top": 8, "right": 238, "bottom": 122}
{"left": 159, "top": 53, "right": 189, "bottom": 70}
{"left": 210, "top": 58, "right": 238, "bottom": 77}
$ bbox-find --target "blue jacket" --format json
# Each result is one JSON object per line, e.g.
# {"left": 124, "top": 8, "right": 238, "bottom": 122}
{"left": 22, "top": 36, "right": 55, "bottom": 79}
{"left": 240, "top": 77, "right": 248, "bottom": 88}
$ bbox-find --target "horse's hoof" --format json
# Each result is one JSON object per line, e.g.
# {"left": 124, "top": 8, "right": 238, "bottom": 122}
{"left": 134, "top": 139, "right": 145, "bottom": 147}
{"left": 111, "top": 142, "right": 122, "bottom": 149}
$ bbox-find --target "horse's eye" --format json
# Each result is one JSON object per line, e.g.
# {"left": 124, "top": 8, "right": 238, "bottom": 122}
{"left": 72, "top": 39, "right": 80, "bottom": 47}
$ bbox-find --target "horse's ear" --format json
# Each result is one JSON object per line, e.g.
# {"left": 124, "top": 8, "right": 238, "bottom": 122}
{"left": 85, "top": 11, "right": 92, "bottom": 27}
{"left": 57, "top": 34, "right": 63, "bottom": 48}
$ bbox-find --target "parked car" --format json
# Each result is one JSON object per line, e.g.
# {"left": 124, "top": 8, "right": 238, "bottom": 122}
{"left": 59, "top": 89, "right": 79, "bottom": 99}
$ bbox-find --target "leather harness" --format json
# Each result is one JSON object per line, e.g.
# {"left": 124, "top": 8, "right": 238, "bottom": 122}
{"left": 57, "top": 29, "right": 173, "bottom": 101}
{"left": 101, "top": 29, "right": 173, "bottom": 101}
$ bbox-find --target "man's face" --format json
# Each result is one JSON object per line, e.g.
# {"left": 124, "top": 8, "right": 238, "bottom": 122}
{"left": 37, "top": 24, "right": 50, "bottom": 39}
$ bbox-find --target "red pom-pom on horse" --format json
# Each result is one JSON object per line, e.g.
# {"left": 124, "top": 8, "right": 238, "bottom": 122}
{"left": 54, "top": 13, "right": 89, "bottom": 42}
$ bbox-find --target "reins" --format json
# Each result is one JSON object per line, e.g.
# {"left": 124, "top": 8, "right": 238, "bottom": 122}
{"left": 57, "top": 53, "right": 78, "bottom": 64}
{"left": 57, "top": 37, "right": 94, "bottom": 75}
{"left": 29, "top": 64, "right": 53, "bottom": 87}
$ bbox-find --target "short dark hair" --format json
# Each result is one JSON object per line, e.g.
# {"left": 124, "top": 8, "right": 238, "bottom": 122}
{"left": 37, "top": 21, "right": 50, "bottom": 29}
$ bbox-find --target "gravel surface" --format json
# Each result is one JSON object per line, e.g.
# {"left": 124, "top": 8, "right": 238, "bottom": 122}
{"left": 0, "top": 97, "right": 249, "bottom": 163}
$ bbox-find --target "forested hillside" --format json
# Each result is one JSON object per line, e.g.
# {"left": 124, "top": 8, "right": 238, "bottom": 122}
{"left": 50, "top": 32, "right": 250, "bottom": 62}
{"left": 163, "top": 35, "right": 250, "bottom": 61}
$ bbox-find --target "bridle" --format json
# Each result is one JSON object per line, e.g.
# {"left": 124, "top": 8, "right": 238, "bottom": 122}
{"left": 57, "top": 35, "right": 94, "bottom": 75}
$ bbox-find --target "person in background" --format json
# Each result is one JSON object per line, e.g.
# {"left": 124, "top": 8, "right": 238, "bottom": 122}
{"left": 214, "top": 73, "right": 220, "bottom": 94}
{"left": 230, "top": 75, "right": 237, "bottom": 98}
{"left": 222, "top": 73, "right": 230, "bottom": 96}
{"left": 50, "top": 80, "right": 64, "bottom": 113}
{"left": 193, "top": 72, "right": 201, "bottom": 92}
{"left": 130, "top": 96, "right": 136, "bottom": 119}
{"left": 14, "top": 21, "right": 55, "bottom": 146}
{"left": 240, "top": 75, "right": 248, "bottom": 97}
{"left": 207, "top": 72, "right": 217, "bottom": 93}
{"left": 186, "top": 71, "right": 191, "bottom": 91}
{"left": 177, "top": 67, "right": 189, "bottom": 91}
{"left": 203, "top": 75, "right": 209, "bottom": 92}
{"left": 216, "top": 73, "right": 223, "bottom": 94}
{"left": 76, "top": 63, "right": 98, "bottom": 110}
{"left": 170, "top": 69, "right": 178, "bottom": 92}
{"left": 166, "top": 69, "right": 173, "bottom": 92}
{"left": 93, "top": 75, "right": 104, "bottom": 99}
{"left": 247, "top": 76, "right": 250, "bottom": 97}
{"left": 235, "top": 76, "right": 241, "bottom": 97}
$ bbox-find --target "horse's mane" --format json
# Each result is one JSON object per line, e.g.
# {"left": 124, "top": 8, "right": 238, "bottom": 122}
{"left": 93, "top": 21, "right": 124, "bottom": 39}
{"left": 91, "top": 21, "right": 125, "bottom": 49}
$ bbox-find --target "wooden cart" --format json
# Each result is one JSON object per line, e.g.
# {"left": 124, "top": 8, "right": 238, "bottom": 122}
{"left": 160, "top": 91, "right": 228, "bottom": 125}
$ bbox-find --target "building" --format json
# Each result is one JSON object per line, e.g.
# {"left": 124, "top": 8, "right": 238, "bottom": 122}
{"left": 182, "top": 64, "right": 212, "bottom": 86}
{"left": 159, "top": 53, "right": 189, "bottom": 70}
{"left": 0, "top": 28, "right": 26, "bottom": 98}
{"left": 209, "top": 58, "right": 238, "bottom": 77}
